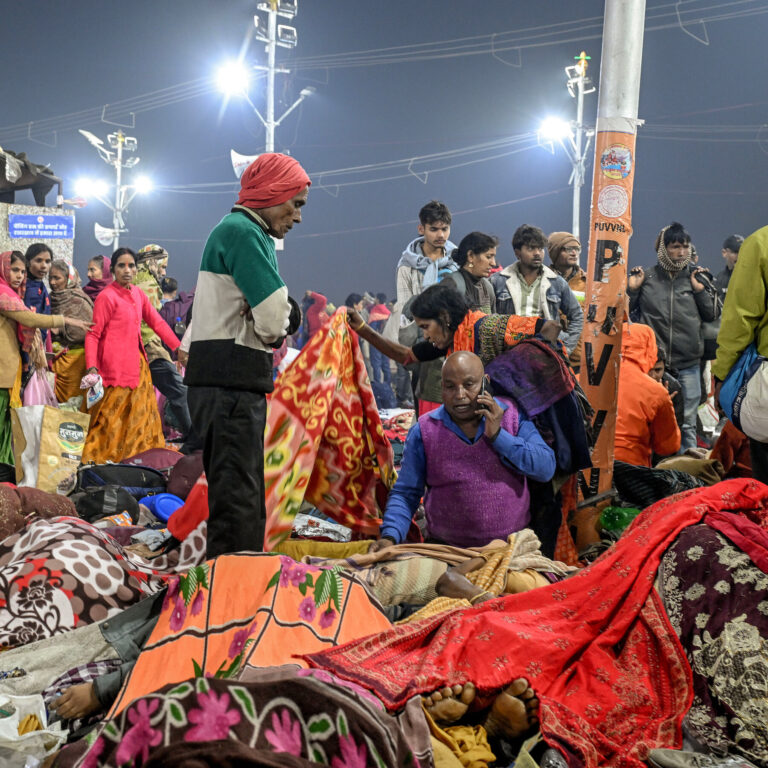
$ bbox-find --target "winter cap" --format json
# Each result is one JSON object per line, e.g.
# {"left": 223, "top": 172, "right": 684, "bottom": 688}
{"left": 547, "top": 231, "right": 581, "bottom": 263}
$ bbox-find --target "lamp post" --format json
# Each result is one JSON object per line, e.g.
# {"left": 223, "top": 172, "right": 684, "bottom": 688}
{"left": 218, "top": 0, "right": 314, "bottom": 153}
{"left": 538, "top": 52, "right": 596, "bottom": 240}
{"left": 76, "top": 129, "right": 152, "bottom": 249}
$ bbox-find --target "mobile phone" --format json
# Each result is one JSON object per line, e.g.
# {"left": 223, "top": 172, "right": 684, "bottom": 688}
{"left": 479, "top": 376, "right": 487, "bottom": 397}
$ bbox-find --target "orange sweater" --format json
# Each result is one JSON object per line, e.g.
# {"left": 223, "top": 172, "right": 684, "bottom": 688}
{"left": 614, "top": 323, "right": 680, "bottom": 467}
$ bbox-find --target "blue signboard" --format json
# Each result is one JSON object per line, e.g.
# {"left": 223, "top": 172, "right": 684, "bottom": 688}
{"left": 8, "top": 213, "right": 75, "bottom": 239}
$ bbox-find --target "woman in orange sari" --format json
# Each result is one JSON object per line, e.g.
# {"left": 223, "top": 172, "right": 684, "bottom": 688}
{"left": 348, "top": 282, "right": 561, "bottom": 368}
{"left": 49, "top": 260, "right": 93, "bottom": 410}
{"left": 82, "top": 248, "right": 181, "bottom": 463}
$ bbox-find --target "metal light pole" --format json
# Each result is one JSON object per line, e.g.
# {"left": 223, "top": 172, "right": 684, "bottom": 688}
{"left": 579, "top": 0, "right": 646, "bottom": 502}
{"left": 251, "top": 0, "right": 313, "bottom": 153}
{"left": 538, "top": 52, "right": 595, "bottom": 241}
{"left": 112, "top": 132, "right": 124, "bottom": 248}
{"left": 568, "top": 52, "right": 595, "bottom": 240}
{"left": 77, "top": 129, "right": 151, "bottom": 250}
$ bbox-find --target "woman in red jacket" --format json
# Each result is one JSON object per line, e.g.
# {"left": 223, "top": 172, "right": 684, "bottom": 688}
{"left": 82, "top": 248, "right": 181, "bottom": 463}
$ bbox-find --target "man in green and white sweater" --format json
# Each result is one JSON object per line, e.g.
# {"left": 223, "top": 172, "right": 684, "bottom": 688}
{"left": 185, "top": 153, "right": 310, "bottom": 557}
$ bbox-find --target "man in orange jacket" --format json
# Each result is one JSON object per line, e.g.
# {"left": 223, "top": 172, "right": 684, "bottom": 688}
{"left": 615, "top": 323, "right": 681, "bottom": 467}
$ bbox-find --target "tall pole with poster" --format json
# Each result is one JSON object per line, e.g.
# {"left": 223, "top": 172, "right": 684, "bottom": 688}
{"left": 578, "top": 0, "right": 646, "bottom": 502}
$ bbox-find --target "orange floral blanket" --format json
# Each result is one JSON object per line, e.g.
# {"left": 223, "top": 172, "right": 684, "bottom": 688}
{"left": 263, "top": 310, "right": 395, "bottom": 548}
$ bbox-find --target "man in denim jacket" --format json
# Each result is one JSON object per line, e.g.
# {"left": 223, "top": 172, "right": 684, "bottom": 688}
{"left": 490, "top": 224, "right": 583, "bottom": 355}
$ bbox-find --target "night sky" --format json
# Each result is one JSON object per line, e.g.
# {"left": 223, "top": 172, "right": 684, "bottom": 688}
{"left": 3, "top": 0, "right": 767, "bottom": 301}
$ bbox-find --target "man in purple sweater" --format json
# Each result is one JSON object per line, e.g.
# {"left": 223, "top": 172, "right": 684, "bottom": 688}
{"left": 372, "top": 351, "right": 555, "bottom": 549}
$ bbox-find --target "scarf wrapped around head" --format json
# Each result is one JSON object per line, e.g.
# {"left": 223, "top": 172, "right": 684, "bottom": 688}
{"left": 50, "top": 260, "right": 93, "bottom": 346}
{"left": 236, "top": 153, "right": 311, "bottom": 209}
{"left": 656, "top": 226, "right": 691, "bottom": 274}
{"left": 83, "top": 255, "right": 114, "bottom": 300}
{"left": 0, "top": 251, "right": 37, "bottom": 351}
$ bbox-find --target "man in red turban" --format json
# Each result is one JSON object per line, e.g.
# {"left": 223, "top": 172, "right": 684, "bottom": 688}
{"left": 184, "top": 152, "right": 310, "bottom": 557}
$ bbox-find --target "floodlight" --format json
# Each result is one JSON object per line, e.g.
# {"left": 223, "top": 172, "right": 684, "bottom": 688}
{"left": 133, "top": 176, "right": 153, "bottom": 194}
{"left": 253, "top": 14, "right": 269, "bottom": 43}
{"left": 74, "top": 178, "right": 108, "bottom": 198}
{"left": 299, "top": 86, "right": 316, "bottom": 98}
{"left": 538, "top": 117, "right": 573, "bottom": 142}
{"left": 257, "top": 0, "right": 297, "bottom": 17}
{"left": 216, "top": 61, "right": 251, "bottom": 96}
{"left": 277, "top": 24, "right": 297, "bottom": 48}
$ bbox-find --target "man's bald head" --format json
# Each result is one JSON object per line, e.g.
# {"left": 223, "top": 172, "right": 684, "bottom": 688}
{"left": 442, "top": 351, "right": 484, "bottom": 381}
{"left": 442, "top": 351, "right": 486, "bottom": 425}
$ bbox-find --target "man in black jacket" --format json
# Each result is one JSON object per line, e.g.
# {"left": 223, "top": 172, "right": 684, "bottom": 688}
{"left": 628, "top": 222, "right": 720, "bottom": 452}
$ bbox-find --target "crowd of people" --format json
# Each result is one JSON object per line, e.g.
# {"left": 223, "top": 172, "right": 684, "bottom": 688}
{"left": 0, "top": 152, "right": 767, "bottom": 768}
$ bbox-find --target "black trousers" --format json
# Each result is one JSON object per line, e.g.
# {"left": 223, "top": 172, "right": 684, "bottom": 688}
{"left": 749, "top": 438, "right": 768, "bottom": 485}
{"left": 187, "top": 387, "right": 267, "bottom": 558}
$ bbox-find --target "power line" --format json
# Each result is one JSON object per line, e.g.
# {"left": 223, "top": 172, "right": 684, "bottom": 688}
{"left": 153, "top": 133, "right": 540, "bottom": 194}
{"left": 131, "top": 187, "right": 571, "bottom": 244}
{"left": 1, "top": 0, "right": 764, "bottom": 144}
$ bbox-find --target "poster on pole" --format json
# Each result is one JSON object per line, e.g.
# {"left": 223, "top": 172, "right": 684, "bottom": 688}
{"left": 578, "top": 129, "right": 637, "bottom": 500}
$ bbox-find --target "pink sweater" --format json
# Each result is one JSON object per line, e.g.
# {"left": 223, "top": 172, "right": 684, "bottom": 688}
{"left": 85, "top": 281, "right": 180, "bottom": 388}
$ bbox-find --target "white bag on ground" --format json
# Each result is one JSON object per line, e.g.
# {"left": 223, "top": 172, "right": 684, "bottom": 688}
{"left": 738, "top": 360, "right": 768, "bottom": 442}
{"left": 0, "top": 693, "right": 67, "bottom": 765}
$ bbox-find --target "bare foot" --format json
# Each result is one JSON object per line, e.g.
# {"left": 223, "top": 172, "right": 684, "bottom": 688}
{"left": 423, "top": 682, "right": 476, "bottom": 724}
{"left": 484, "top": 678, "right": 539, "bottom": 739}
{"left": 50, "top": 682, "right": 102, "bottom": 721}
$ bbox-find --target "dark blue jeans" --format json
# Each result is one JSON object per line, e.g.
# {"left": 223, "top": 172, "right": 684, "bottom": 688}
{"left": 149, "top": 358, "right": 192, "bottom": 438}
{"left": 370, "top": 347, "right": 391, "bottom": 385}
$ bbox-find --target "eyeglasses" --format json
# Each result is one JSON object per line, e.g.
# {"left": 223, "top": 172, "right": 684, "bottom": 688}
{"left": 563, "top": 246, "right": 581, "bottom": 254}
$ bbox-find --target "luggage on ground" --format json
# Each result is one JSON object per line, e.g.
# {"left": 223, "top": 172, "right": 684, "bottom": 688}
{"left": 72, "top": 462, "right": 166, "bottom": 498}
{"left": 70, "top": 485, "right": 140, "bottom": 524}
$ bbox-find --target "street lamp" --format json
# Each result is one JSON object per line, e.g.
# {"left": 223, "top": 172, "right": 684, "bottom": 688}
{"left": 133, "top": 176, "right": 153, "bottom": 195}
{"left": 216, "top": 61, "right": 251, "bottom": 96}
{"left": 538, "top": 52, "right": 596, "bottom": 240}
{"left": 74, "top": 178, "right": 109, "bottom": 200}
{"left": 538, "top": 117, "right": 573, "bottom": 146}
{"left": 216, "top": 0, "right": 313, "bottom": 153}
{"left": 77, "top": 128, "right": 152, "bottom": 249}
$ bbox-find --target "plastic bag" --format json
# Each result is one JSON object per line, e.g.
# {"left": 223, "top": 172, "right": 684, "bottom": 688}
{"left": 79, "top": 372, "right": 104, "bottom": 409}
{"left": 11, "top": 406, "right": 90, "bottom": 493}
{"left": 0, "top": 693, "right": 67, "bottom": 766}
{"left": 22, "top": 371, "right": 57, "bottom": 408}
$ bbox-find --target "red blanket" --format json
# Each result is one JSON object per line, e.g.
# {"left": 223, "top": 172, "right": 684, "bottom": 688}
{"left": 305, "top": 479, "right": 768, "bottom": 767}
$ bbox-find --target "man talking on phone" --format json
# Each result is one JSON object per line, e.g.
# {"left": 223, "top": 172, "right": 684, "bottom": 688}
{"left": 370, "top": 351, "right": 555, "bottom": 551}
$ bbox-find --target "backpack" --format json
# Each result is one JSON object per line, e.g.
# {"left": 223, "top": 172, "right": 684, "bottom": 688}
{"left": 72, "top": 462, "right": 167, "bottom": 499}
{"left": 160, "top": 291, "right": 195, "bottom": 341}
{"left": 70, "top": 485, "right": 140, "bottom": 524}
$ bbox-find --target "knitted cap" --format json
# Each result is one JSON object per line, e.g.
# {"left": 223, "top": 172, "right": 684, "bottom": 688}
{"left": 547, "top": 231, "right": 580, "bottom": 263}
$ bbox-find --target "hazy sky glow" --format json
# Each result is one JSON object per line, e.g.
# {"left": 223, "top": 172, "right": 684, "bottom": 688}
{"left": 3, "top": 1, "right": 767, "bottom": 299}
